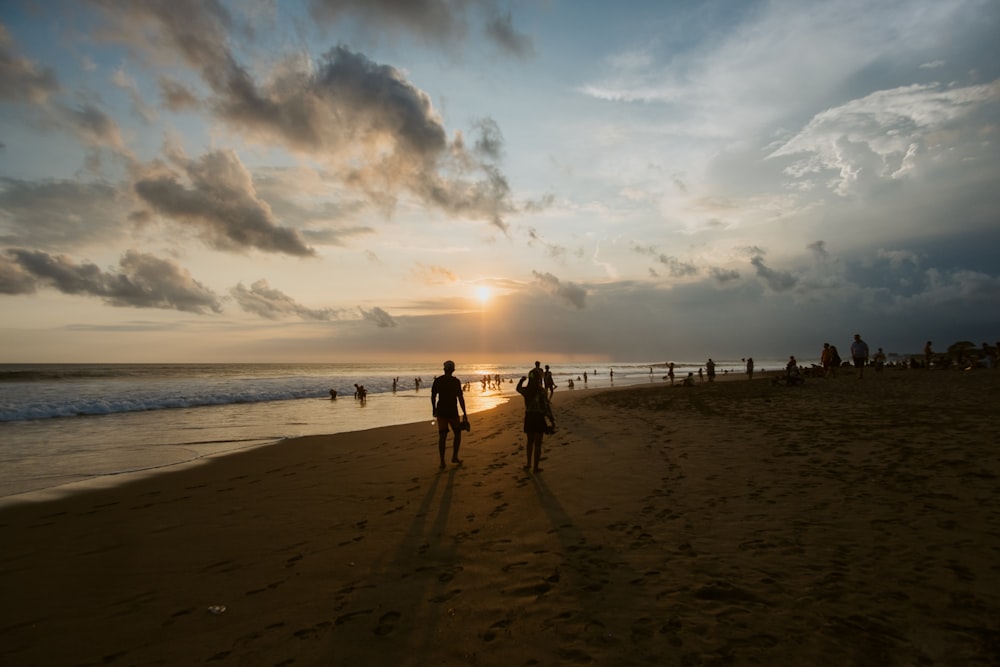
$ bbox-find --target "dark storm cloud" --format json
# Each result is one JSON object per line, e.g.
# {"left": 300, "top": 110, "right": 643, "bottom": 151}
{"left": 750, "top": 255, "right": 797, "bottom": 292}
{"left": 309, "top": 0, "right": 533, "bottom": 56}
{"left": 360, "top": 306, "right": 397, "bottom": 327}
{"left": 132, "top": 148, "right": 315, "bottom": 256}
{"left": 532, "top": 271, "right": 586, "bottom": 309}
{"left": 93, "top": 2, "right": 516, "bottom": 231}
{"left": 0, "top": 178, "right": 127, "bottom": 249}
{"left": 0, "top": 23, "right": 59, "bottom": 103}
{"left": 0, "top": 248, "right": 222, "bottom": 312}
{"left": 230, "top": 280, "right": 345, "bottom": 320}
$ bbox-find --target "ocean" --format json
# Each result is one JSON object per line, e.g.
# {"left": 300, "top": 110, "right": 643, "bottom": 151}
{"left": 0, "top": 359, "right": 778, "bottom": 504}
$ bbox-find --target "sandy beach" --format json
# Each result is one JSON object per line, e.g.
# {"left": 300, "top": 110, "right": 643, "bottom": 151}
{"left": 2, "top": 369, "right": 999, "bottom": 666}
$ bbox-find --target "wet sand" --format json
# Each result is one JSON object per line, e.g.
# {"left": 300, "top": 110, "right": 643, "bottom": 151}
{"left": 2, "top": 369, "right": 998, "bottom": 666}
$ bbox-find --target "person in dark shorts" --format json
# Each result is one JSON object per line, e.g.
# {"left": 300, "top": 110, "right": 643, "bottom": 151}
{"left": 543, "top": 364, "right": 557, "bottom": 399}
{"left": 851, "top": 334, "right": 870, "bottom": 379}
{"left": 431, "top": 360, "right": 467, "bottom": 468}
{"left": 516, "top": 368, "right": 555, "bottom": 473}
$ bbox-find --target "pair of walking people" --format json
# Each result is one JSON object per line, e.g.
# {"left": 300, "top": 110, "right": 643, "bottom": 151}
{"left": 430, "top": 360, "right": 557, "bottom": 472}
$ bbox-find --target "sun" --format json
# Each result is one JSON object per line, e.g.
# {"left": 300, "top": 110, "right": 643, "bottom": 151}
{"left": 476, "top": 286, "right": 492, "bottom": 304}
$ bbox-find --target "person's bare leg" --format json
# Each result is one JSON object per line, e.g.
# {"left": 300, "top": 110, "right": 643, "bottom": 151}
{"left": 533, "top": 434, "right": 543, "bottom": 472}
{"left": 525, "top": 436, "right": 534, "bottom": 471}
{"left": 452, "top": 432, "right": 462, "bottom": 463}
{"left": 438, "top": 431, "right": 448, "bottom": 469}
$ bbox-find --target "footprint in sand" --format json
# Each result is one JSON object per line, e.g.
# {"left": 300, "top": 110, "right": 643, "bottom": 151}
{"left": 333, "top": 609, "right": 373, "bottom": 626}
{"left": 429, "top": 589, "right": 462, "bottom": 603}
{"left": 501, "top": 561, "right": 529, "bottom": 572}
{"left": 482, "top": 619, "right": 510, "bottom": 642}
{"left": 373, "top": 611, "right": 402, "bottom": 635}
{"left": 488, "top": 502, "right": 508, "bottom": 518}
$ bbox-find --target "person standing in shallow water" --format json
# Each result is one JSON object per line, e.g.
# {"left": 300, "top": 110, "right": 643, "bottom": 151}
{"left": 517, "top": 368, "right": 555, "bottom": 473}
{"left": 431, "top": 360, "right": 467, "bottom": 469}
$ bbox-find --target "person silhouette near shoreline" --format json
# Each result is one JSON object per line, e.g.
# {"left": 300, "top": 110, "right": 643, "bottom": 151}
{"left": 431, "top": 360, "right": 467, "bottom": 469}
{"left": 851, "top": 334, "right": 870, "bottom": 379}
{"left": 517, "top": 367, "right": 555, "bottom": 473}
{"left": 543, "top": 364, "right": 556, "bottom": 399}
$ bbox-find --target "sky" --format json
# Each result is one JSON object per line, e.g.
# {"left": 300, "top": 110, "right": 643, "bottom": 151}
{"left": 1, "top": 0, "right": 998, "bottom": 364}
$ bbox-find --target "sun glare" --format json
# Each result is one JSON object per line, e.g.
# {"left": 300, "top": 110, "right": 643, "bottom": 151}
{"left": 477, "top": 286, "right": 491, "bottom": 304}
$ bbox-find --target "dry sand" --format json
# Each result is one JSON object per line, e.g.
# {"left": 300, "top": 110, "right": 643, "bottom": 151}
{"left": 2, "top": 369, "right": 999, "bottom": 666}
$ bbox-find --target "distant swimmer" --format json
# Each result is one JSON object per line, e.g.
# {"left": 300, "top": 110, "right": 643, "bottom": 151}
{"left": 329, "top": 389, "right": 337, "bottom": 400}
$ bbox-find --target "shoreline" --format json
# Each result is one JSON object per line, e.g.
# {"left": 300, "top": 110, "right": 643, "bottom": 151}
{"left": 2, "top": 370, "right": 998, "bottom": 665}
{"left": 0, "top": 369, "right": 748, "bottom": 505}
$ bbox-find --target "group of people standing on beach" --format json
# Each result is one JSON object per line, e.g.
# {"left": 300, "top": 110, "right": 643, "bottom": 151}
{"left": 430, "top": 359, "right": 556, "bottom": 473}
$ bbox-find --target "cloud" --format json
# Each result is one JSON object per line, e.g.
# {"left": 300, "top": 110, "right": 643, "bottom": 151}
{"left": 158, "top": 77, "right": 201, "bottom": 111}
{"left": 769, "top": 82, "right": 1000, "bottom": 195}
{"left": 0, "top": 24, "right": 132, "bottom": 157}
{"left": 526, "top": 227, "right": 567, "bottom": 260}
{"left": 111, "top": 65, "right": 156, "bottom": 123}
{"left": 632, "top": 244, "right": 699, "bottom": 278}
{"left": 483, "top": 9, "right": 534, "bottom": 58}
{"left": 0, "top": 178, "right": 128, "bottom": 250}
{"left": 230, "top": 279, "right": 344, "bottom": 320}
{"left": 132, "top": 147, "right": 315, "bottom": 256}
{"left": 471, "top": 117, "right": 505, "bottom": 160}
{"left": 0, "top": 23, "right": 59, "bottom": 103}
{"left": 0, "top": 252, "right": 35, "bottom": 294}
{"left": 807, "top": 240, "right": 828, "bottom": 259}
{"left": 0, "top": 248, "right": 222, "bottom": 312}
{"left": 309, "top": 0, "right": 533, "bottom": 56}
{"left": 710, "top": 267, "right": 740, "bottom": 283}
{"left": 92, "top": 3, "right": 517, "bottom": 231}
{"left": 877, "top": 248, "right": 921, "bottom": 272}
{"left": 229, "top": 281, "right": 400, "bottom": 327}
{"left": 532, "top": 271, "right": 587, "bottom": 309}
{"left": 57, "top": 103, "right": 130, "bottom": 153}
{"left": 750, "top": 255, "right": 797, "bottom": 292}
{"left": 412, "top": 263, "right": 458, "bottom": 285}
{"left": 360, "top": 305, "right": 397, "bottom": 327}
